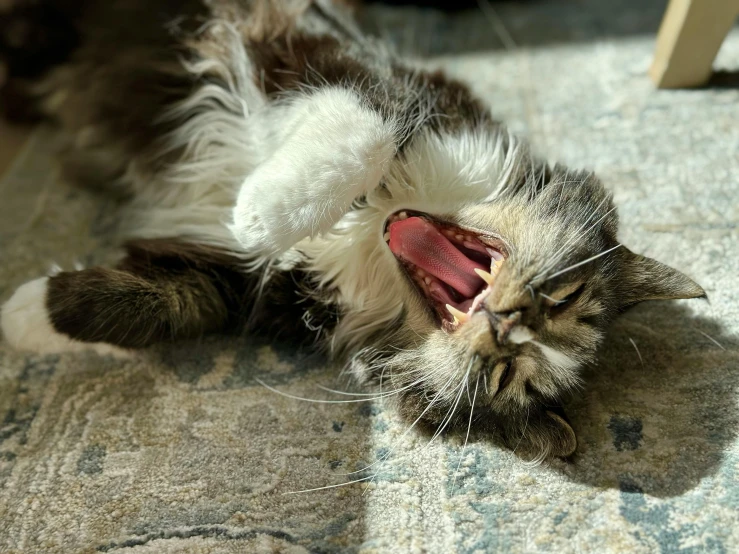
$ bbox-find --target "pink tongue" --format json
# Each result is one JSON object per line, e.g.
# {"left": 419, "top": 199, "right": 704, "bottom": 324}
{"left": 388, "top": 217, "right": 486, "bottom": 298}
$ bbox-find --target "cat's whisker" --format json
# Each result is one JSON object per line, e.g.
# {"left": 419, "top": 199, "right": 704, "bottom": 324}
{"left": 628, "top": 337, "right": 644, "bottom": 367}
{"left": 338, "top": 369, "right": 461, "bottom": 477}
{"left": 697, "top": 330, "right": 726, "bottom": 351}
{"left": 427, "top": 358, "right": 473, "bottom": 446}
{"left": 428, "top": 378, "right": 466, "bottom": 445}
{"left": 543, "top": 243, "right": 622, "bottom": 281}
{"left": 452, "top": 374, "right": 480, "bottom": 491}
{"left": 316, "top": 385, "right": 403, "bottom": 397}
{"left": 361, "top": 367, "right": 470, "bottom": 490}
{"left": 512, "top": 404, "right": 531, "bottom": 455}
{"left": 530, "top": 200, "right": 614, "bottom": 283}
{"left": 255, "top": 378, "right": 398, "bottom": 403}
{"left": 539, "top": 292, "right": 562, "bottom": 304}
{"left": 282, "top": 474, "right": 374, "bottom": 495}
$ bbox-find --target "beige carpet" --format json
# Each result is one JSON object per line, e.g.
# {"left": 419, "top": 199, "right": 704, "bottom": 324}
{"left": 1, "top": 1, "right": 738, "bottom": 552}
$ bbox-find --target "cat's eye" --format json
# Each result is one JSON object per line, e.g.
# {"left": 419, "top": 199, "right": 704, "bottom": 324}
{"left": 492, "top": 359, "right": 515, "bottom": 396}
{"left": 545, "top": 283, "right": 586, "bottom": 313}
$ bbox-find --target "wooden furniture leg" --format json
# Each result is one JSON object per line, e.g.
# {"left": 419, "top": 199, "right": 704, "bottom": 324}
{"left": 650, "top": 0, "right": 739, "bottom": 88}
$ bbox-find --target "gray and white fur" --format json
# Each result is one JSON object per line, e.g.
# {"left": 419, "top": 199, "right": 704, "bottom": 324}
{"left": 0, "top": 0, "right": 705, "bottom": 458}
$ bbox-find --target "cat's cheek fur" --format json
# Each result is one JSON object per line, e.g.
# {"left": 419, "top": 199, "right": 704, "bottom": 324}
{"left": 1, "top": 277, "right": 130, "bottom": 357}
{"left": 229, "top": 87, "right": 396, "bottom": 257}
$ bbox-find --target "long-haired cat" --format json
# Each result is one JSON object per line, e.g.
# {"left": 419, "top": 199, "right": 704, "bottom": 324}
{"left": 0, "top": 0, "right": 704, "bottom": 459}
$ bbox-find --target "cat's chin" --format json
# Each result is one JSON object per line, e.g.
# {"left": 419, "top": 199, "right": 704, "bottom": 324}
{"left": 383, "top": 210, "right": 508, "bottom": 331}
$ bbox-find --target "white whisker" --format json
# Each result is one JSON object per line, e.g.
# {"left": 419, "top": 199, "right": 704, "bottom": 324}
{"left": 628, "top": 337, "right": 644, "bottom": 367}
{"left": 255, "top": 378, "right": 395, "bottom": 403}
{"left": 428, "top": 369, "right": 468, "bottom": 445}
{"left": 539, "top": 292, "right": 563, "bottom": 304}
{"left": 513, "top": 404, "right": 530, "bottom": 454}
{"left": 316, "top": 383, "right": 409, "bottom": 397}
{"left": 477, "top": 0, "right": 517, "bottom": 51}
{"left": 544, "top": 244, "right": 622, "bottom": 281}
{"left": 452, "top": 375, "right": 480, "bottom": 491}
{"left": 283, "top": 474, "right": 373, "bottom": 495}
{"left": 698, "top": 330, "right": 726, "bottom": 351}
{"left": 339, "top": 369, "right": 460, "bottom": 477}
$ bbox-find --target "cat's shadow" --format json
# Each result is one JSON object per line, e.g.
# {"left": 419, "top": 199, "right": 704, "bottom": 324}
{"left": 147, "top": 301, "right": 737, "bottom": 501}
{"left": 556, "top": 301, "right": 738, "bottom": 498}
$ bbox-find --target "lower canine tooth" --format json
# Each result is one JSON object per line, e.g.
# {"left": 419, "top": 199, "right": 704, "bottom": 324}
{"left": 383, "top": 232, "right": 390, "bottom": 242}
{"left": 474, "top": 268, "right": 495, "bottom": 286}
{"left": 446, "top": 304, "right": 468, "bottom": 324}
{"left": 399, "top": 211, "right": 408, "bottom": 220}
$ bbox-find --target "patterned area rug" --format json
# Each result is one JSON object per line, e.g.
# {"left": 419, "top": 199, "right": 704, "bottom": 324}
{"left": 1, "top": 1, "right": 738, "bottom": 552}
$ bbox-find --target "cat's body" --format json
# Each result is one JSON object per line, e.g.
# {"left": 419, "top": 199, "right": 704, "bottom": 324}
{"left": 0, "top": 0, "right": 705, "bottom": 458}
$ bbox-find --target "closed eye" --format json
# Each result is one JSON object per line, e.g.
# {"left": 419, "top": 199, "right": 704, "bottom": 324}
{"left": 492, "top": 359, "right": 515, "bottom": 396}
{"left": 546, "top": 283, "right": 586, "bottom": 315}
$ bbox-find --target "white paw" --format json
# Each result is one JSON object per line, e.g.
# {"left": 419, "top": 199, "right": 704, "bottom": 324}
{"left": 230, "top": 87, "right": 396, "bottom": 257}
{"left": 1, "top": 277, "right": 130, "bottom": 357}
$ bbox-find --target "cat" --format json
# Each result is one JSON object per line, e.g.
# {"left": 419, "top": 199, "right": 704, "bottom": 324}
{"left": 0, "top": 0, "right": 705, "bottom": 459}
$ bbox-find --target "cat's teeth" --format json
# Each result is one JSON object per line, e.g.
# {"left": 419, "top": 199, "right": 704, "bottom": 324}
{"left": 491, "top": 259, "right": 504, "bottom": 275}
{"left": 446, "top": 304, "right": 468, "bottom": 324}
{"left": 424, "top": 277, "right": 431, "bottom": 285}
{"left": 486, "top": 247, "right": 504, "bottom": 261}
{"left": 383, "top": 231, "right": 390, "bottom": 242}
{"left": 455, "top": 234, "right": 464, "bottom": 241}
{"left": 399, "top": 211, "right": 408, "bottom": 220}
{"left": 474, "top": 268, "right": 495, "bottom": 286}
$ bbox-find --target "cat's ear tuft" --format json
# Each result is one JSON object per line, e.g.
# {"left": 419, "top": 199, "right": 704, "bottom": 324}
{"left": 617, "top": 247, "right": 705, "bottom": 310}
{"left": 509, "top": 408, "right": 577, "bottom": 459}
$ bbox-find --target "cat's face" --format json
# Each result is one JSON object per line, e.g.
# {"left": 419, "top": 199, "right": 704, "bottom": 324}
{"left": 332, "top": 130, "right": 705, "bottom": 459}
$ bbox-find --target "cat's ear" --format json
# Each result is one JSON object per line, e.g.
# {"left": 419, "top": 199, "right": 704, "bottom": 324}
{"left": 543, "top": 410, "right": 577, "bottom": 458}
{"left": 511, "top": 407, "right": 577, "bottom": 459}
{"left": 617, "top": 247, "right": 705, "bottom": 310}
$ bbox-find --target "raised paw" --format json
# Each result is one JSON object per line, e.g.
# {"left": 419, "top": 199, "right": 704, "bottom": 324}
{"left": 230, "top": 87, "right": 396, "bottom": 257}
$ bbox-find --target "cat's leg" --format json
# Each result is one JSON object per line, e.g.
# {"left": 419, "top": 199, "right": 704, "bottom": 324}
{"left": 1, "top": 239, "right": 251, "bottom": 353}
{"left": 230, "top": 87, "right": 397, "bottom": 257}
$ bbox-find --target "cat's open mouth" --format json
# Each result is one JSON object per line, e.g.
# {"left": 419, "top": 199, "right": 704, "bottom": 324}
{"left": 384, "top": 211, "right": 507, "bottom": 331}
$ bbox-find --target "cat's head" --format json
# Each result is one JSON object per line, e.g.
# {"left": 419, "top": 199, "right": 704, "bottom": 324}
{"left": 314, "top": 128, "right": 704, "bottom": 459}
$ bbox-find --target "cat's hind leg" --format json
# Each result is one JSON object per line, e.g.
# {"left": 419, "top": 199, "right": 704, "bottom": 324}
{"left": 1, "top": 239, "right": 252, "bottom": 354}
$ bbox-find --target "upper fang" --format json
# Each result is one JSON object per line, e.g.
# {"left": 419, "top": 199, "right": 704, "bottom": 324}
{"left": 446, "top": 304, "right": 468, "bottom": 324}
{"left": 474, "top": 268, "right": 495, "bottom": 286}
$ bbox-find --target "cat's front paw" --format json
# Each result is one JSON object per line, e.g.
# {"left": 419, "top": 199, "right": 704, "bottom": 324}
{"left": 230, "top": 87, "right": 396, "bottom": 257}
{"left": 229, "top": 161, "right": 311, "bottom": 257}
{"left": 1, "top": 276, "right": 129, "bottom": 357}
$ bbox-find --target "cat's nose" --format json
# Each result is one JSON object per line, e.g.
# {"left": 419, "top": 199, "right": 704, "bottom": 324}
{"left": 484, "top": 309, "right": 522, "bottom": 345}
